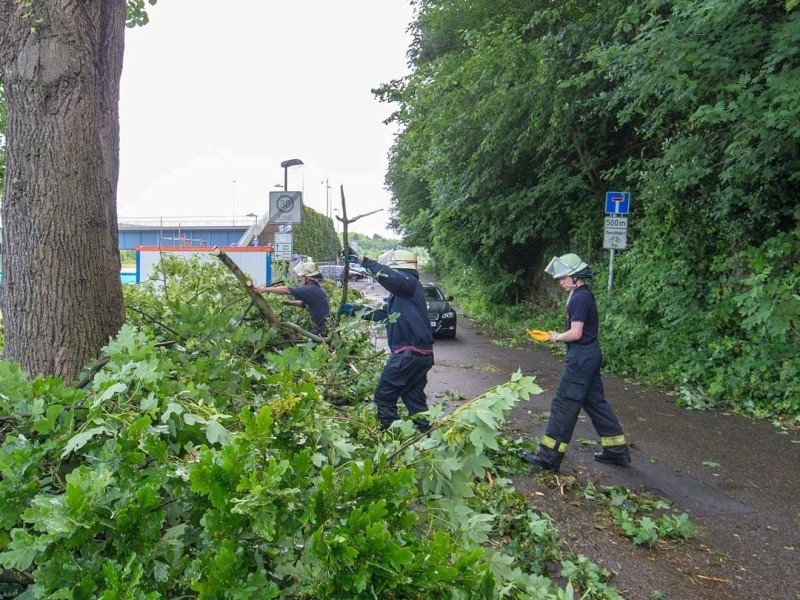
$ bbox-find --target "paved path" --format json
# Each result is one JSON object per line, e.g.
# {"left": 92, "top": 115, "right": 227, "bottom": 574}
{"left": 431, "top": 311, "right": 798, "bottom": 599}
{"left": 348, "top": 278, "right": 799, "bottom": 598}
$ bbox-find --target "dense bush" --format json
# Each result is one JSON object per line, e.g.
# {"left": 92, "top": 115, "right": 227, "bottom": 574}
{"left": 384, "top": 0, "right": 800, "bottom": 422}
{"left": 292, "top": 206, "right": 341, "bottom": 264}
{"left": 0, "top": 257, "right": 626, "bottom": 598}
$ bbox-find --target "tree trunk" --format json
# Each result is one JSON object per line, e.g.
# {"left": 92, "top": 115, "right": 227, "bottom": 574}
{"left": 0, "top": 1, "right": 125, "bottom": 381}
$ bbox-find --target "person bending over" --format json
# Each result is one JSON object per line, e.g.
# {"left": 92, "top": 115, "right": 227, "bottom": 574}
{"left": 256, "top": 261, "right": 330, "bottom": 336}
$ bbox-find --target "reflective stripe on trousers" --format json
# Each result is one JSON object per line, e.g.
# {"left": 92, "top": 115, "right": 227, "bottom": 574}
{"left": 537, "top": 342, "right": 627, "bottom": 467}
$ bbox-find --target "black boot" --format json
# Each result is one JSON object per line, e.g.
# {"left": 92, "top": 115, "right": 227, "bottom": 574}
{"left": 521, "top": 451, "right": 560, "bottom": 472}
{"left": 593, "top": 451, "right": 631, "bottom": 466}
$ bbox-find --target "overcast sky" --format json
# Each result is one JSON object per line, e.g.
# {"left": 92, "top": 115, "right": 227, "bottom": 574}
{"left": 118, "top": 1, "right": 415, "bottom": 239}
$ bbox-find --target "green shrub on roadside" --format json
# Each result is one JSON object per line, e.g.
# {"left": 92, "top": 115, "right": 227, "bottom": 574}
{"left": 0, "top": 256, "right": 619, "bottom": 598}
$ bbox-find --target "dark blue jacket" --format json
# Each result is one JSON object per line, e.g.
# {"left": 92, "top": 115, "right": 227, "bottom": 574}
{"left": 288, "top": 280, "right": 330, "bottom": 336}
{"left": 359, "top": 257, "right": 434, "bottom": 353}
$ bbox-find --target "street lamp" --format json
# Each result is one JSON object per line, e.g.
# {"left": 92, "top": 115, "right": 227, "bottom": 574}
{"left": 280, "top": 158, "right": 303, "bottom": 191}
{"left": 322, "top": 178, "right": 332, "bottom": 219}
{"left": 232, "top": 179, "right": 237, "bottom": 225}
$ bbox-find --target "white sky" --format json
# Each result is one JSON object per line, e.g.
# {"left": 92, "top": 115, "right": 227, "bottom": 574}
{"left": 118, "top": 0, "right": 415, "bottom": 239}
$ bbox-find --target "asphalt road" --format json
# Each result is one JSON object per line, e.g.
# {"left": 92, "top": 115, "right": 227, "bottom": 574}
{"left": 350, "top": 278, "right": 800, "bottom": 599}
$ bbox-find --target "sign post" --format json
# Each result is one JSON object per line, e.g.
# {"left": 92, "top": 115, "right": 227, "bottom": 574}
{"left": 604, "top": 192, "right": 631, "bottom": 300}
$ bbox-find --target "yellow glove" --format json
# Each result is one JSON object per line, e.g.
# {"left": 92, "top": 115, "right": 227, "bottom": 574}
{"left": 526, "top": 329, "right": 550, "bottom": 343}
{"left": 548, "top": 331, "right": 560, "bottom": 343}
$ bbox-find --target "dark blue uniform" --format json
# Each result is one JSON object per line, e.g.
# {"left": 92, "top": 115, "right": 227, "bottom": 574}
{"left": 288, "top": 280, "right": 330, "bottom": 336}
{"left": 359, "top": 257, "right": 434, "bottom": 431}
{"left": 534, "top": 285, "right": 629, "bottom": 469}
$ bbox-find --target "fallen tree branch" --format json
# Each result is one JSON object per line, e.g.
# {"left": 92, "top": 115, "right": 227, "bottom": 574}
{"left": 212, "top": 246, "right": 327, "bottom": 344}
{"left": 211, "top": 247, "right": 278, "bottom": 325}
{"left": 126, "top": 305, "right": 182, "bottom": 338}
{"left": 0, "top": 568, "right": 33, "bottom": 586}
{"left": 336, "top": 207, "right": 383, "bottom": 224}
{"left": 235, "top": 299, "right": 256, "bottom": 329}
{"left": 336, "top": 186, "right": 353, "bottom": 330}
{"left": 333, "top": 186, "right": 385, "bottom": 330}
{"left": 278, "top": 321, "right": 325, "bottom": 343}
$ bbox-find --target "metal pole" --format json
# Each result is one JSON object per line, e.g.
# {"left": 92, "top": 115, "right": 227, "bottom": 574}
{"left": 232, "top": 180, "right": 237, "bottom": 225}
{"left": 607, "top": 247, "right": 616, "bottom": 316}
{"left": 608, "top": 247, "right": 615, "bottom": 294}
{"left": 280, "top": 159, "right": 303, "bottom": 191}
{"left": 325, "top": 178, "right": 331, "bottom": 219}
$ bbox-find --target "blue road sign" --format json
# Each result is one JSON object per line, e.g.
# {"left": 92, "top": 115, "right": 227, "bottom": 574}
{"left": 605, "top": 191, "right": 631, "bottom": 214}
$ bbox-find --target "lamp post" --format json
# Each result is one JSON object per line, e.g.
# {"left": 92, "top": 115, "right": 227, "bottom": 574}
{"left": 272, "top": 184, "right": 284, "bottom": 229}
{"left": 280, "top": 158, "right": 303, "bottom": 191}
{"left": 231, "top": 179, "right": 237, "bottom": 225}
{"left": 323, "top": 178, "right": 331, "bottom": 219}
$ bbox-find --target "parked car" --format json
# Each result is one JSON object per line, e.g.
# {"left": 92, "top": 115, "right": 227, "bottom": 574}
{"left": 318, "top": 264, "right": 367, "bottom": 284}
{"left": 348, "top": 264, "right": 368, "bottom": 280}
{"left": 423, "top": 283, "right": 457, "bottom": 338}
{"left": 318, "top": 264, "right": 344, "bottom": 285}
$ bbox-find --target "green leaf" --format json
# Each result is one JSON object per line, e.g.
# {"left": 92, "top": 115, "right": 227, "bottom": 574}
{"left": 93, "top": 382, "right": 128, "bottom": 408}
{"left": 61, "top": 426, "right": 109, "bottom": 458}
{"left": 33, "top": 403, "right": 64, "bottom": 434}
{"left": 205, "top": 420, "right": 232, "bottom": 446}
{"left": 0, "top": 529, "right": 42, "bottom": 570}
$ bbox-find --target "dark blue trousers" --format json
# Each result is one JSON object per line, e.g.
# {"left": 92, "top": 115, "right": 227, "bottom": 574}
{"left": 536, "top": 342, "right": 628, "bottom": 468}
{"left": 374, "top": 351, "right": 434, "bottom": 431}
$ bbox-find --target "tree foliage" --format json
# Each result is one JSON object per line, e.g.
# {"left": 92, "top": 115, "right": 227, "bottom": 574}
{"left": 382, "top": 0, "right": 800, "bottom": 418}
{"left": 346, "top": 232, "right": 402, "bottom": 258}
{"left": 291, "top": 206, "right": 340, "bottom": 264}
{"left": 0, "top": 259, "right": 632, "bottom": 598}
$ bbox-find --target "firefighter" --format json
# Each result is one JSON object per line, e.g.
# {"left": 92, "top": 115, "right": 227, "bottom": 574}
{"left": 523, "top": 253, "right": 631, "bottom": 472}
{"left": 339, "top": 248, "right": 434, "bottom": 433}
{"left": 255, "top": 261, "right": 330, "bottom": 336}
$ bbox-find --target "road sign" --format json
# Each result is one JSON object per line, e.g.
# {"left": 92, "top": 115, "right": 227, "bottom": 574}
{"left": 603, "top": 216, "right": 628, "bottom": 249}
{"left": 605, "top": 191, "right": 631, "bottom": 215}
{"left": 273, "top": 232, "right": 293, "bottom": 260}
{"left": 269, "top": 191, "right": 303, "bottom": 223}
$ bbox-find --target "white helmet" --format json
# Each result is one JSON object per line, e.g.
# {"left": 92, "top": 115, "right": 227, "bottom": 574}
{"left": 544, "top": 254, "right": 592, "bottom": 279}
{"left": 293, "top": 261, "right": 321, "bottom": 278}
{"left": 377, "top": 249, "right": 418, "bottom": 270}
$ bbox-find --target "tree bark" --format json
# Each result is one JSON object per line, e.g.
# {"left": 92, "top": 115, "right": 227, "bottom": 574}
{"left": 0, "top": 1, "right": 126, "bottom": 381}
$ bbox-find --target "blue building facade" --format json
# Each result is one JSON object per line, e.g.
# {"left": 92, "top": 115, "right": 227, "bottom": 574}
{"left": 118, "top": 218, "right": 252, "bottom": 250}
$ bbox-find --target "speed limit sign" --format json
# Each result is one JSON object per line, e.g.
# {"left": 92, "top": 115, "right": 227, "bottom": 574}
{"left": 268, "top": 191, "right": 303, "bottom": 223}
